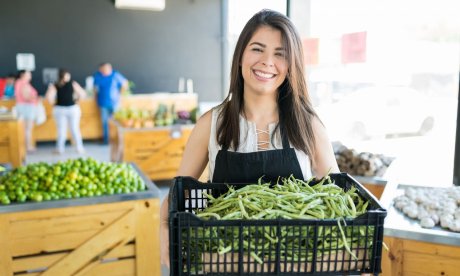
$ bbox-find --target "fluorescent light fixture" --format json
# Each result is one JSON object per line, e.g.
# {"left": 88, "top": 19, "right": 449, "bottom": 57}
{"left": 115, "top": 0, "right": 165, "bottom": 11}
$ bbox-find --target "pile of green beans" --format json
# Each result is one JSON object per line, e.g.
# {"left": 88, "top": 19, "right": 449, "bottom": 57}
{"left": 196, "top": 175, "right": 369, "bottom": 221}
{"left": 185, "top": 175, "right": 373, "bottom": 270}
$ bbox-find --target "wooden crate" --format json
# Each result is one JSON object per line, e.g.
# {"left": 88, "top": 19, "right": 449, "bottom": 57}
{"left": 110, "top": 120, "right": 194, "bottom": 181}
{"left": 0, "top": 119, "right": 25, "bottom": 168}
{"left": 0, "top": 198, "right": 160, "bottom": 276}
{"left": 351, "top": 176, "right": 387, "bottom": 199}
{"left": 381, "top": 236, "right": 460, "bottom": 276}
{"left": 362, "top": 183, "right": 385, "bottom": 199}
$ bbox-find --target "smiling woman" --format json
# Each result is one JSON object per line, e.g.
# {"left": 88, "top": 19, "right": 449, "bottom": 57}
{"left": 161, "top": 9, "right": 341, "bottom": 269}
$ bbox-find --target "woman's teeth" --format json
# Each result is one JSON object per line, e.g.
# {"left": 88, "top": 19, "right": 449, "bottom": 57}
{"left": 254, "top": 70, "right": 275, "bottom": 79}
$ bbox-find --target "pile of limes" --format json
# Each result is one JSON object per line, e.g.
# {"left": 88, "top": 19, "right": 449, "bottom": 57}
{"left": 0, "top": 158, "right": 146, "bottom": 205}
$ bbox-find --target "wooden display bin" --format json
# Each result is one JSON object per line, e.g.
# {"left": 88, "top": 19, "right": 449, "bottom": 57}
{"left": 110, "top": 120, "right": 194, "bottom": 181}
{"left": 0, "top": 99, "right": 103, "bottom": 146}
{"left": 0, "top": 119, "right": 25, "bottom": 168}
{"left": 0, "top": 170, "right": 161, "bottom": 276}
{"left": 381, "top": 237, "right": 460, "bottom": 276}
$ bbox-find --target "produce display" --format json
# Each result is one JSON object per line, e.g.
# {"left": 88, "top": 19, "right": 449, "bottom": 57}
{"left": 0, "top": 105, "right": 16, "bottom": 120}
{"left": 191, "top": 175, "right": 372, "bottom": 265}
{"left": 113, "top": 104, "right": 199, "bottom": 128}
{"left": 334, "top": 143, "right": 394, "bottom": 177}
{"left": 0, "top": 158, "right": 146, "bottom": 205}
{"left": 393, "top": 186, "right": 460, "bottom": 232}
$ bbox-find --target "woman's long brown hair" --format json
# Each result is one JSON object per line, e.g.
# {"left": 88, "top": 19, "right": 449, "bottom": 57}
{"left": 217, "top": 9, "right": 319, "bottom": 161}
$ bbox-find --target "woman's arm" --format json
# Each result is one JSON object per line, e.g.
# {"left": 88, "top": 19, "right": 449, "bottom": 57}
{"left": 160, "top": 110, "right": 212, "bottom": 267}
{"left": 72, "top": 81, "right": 87, "bottom": 100}
{"left": 311, "top": 116, "right": 340, "bottom": 178}
{"left": 176, "top": 110, "right": 212, "bottom": 178}
{"left": 44, "top": 84, "right": 57, "bottom": 104}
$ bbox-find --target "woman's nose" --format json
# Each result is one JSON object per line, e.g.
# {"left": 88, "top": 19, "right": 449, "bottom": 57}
{"left": 261, "top": 54, "right": 274, "bottom": 67}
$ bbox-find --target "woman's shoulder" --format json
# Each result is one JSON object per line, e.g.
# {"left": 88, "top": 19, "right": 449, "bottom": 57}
{"left": 194, "top": 108, "right": 213, "bottom": 132}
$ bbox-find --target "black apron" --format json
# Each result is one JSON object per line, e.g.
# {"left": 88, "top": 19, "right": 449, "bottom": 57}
{"left": 212, "top": 129, "right": 303, "bottom": 183}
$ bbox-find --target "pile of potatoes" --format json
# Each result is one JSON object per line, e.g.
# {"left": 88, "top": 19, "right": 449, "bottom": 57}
{"left": 334, "top": 143, "right": 393, "bottom": 177}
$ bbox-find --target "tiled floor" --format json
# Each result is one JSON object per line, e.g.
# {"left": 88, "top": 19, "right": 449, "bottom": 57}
{"left": 21, "top": 140, "right": 171, "bottom": 275}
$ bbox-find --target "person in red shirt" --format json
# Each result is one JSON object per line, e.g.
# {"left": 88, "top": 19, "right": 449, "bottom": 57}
{"left": 0, "top": 78, "right": 6, "bottom": 98}
{"left": 14, "top": 70, "right": 39, "bottom": 152}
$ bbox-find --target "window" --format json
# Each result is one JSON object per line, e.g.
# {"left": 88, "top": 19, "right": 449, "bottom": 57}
{"left": 290, "top": 0, "right": 460, "bottom": 185}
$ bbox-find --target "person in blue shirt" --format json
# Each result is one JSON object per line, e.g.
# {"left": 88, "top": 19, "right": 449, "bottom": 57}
{"left": 93, "top": 62, "right": 128, "bottom": 144}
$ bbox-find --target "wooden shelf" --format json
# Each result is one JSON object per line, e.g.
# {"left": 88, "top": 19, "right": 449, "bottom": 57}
{"left": 0, "top": 198, "right": 160, "bottom": 276}
{"left": 0, "top": 119, "right": 25, "bottom": 168}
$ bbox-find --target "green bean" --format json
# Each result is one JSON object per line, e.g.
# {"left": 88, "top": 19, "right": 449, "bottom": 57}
{"left": 337, "top": 217, "right": 358, "bottom": 260}
{"left": 347, "top": 193, "right": 357, "bottom": 217}
{"left": 221, "top": 211, "right": 242, "bottom": 219}
{"left": 196, "top": 212, "right": 221, "bottom": 219}
{"left": 299, "top": 198, "right": 323, "bottom": 216}
{"left": 237, "top": 196, "right": 250, "bottom": 219}
{"left": 250, "top": 252, "right": 264, "bottom": 264}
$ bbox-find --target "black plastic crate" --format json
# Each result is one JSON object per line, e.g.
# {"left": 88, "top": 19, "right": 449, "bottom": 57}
{"left": 169, "top": 173, "right": 387, "bottom": 275}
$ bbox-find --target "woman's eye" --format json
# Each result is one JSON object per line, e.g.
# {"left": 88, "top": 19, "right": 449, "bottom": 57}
{"left": 275, "top": 52, "right": 285, "bottom": 57}
{"left": 251, "top": 48, "right": 262, "bottom": 52}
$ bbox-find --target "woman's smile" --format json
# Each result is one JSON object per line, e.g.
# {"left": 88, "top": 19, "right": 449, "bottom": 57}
{"left": 252, "top": 69, "right": 277, "bottom": 81}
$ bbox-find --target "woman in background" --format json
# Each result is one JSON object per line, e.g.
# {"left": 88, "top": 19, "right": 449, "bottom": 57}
{"left": 45, "top": 69, "right": 86, "bottom": 154}
{"left": 14, "top": 70, "right": 39, "bottom": 152}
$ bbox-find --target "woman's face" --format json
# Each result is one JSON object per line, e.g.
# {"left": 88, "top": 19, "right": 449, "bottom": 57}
{"left": 63, "top": 72, "right": 71, "bottom": 82}
{"left": 22, "top": 71, "right": 32, "bottom": 82}
{"left": 241, "top": 26, "right": 288, "bottom": 97}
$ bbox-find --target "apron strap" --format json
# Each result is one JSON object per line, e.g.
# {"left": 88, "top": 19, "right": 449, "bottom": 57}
{"left": 280, "top": 126, "right": 290, "bottom": 149}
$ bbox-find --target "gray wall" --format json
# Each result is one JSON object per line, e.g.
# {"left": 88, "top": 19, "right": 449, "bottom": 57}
{"left": 0, "top": 0, "right": 222, "bottom": 102}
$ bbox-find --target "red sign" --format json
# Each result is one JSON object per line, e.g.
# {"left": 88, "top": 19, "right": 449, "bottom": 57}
{"left": 341, "top": 32, "right": 367, "bottom": 64}
{"left": 302, "top": 38, "right": 319, "bottom": 65}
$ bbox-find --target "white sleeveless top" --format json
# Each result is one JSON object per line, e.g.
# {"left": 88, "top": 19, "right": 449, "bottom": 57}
{"left": 208, "top": 107, "right": 313, "bottom": 181}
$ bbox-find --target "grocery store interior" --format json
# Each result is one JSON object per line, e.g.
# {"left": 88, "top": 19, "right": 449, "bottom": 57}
{"left": 1, "top": 0, "right": 460, "bottom": 275}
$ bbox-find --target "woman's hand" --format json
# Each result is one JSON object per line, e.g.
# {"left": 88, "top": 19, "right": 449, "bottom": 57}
{"left": 45, "top": 84, "right": 57, "bottom": 104}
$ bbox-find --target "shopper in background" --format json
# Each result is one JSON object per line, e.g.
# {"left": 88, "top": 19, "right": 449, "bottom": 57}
{"left": 93, "top": 62, "right": 128, "bottom": 144}
{"left": 45, "top": 69, "right": 86, "bottom": 154}
{"left": 160, "top": 10, "right": 339, "bottom": 267}
{"left": 0, "top": 73, "right": 15, "bottom": 99}
{"left": 14, "top": 70, "right": 39, "bottom": 153}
